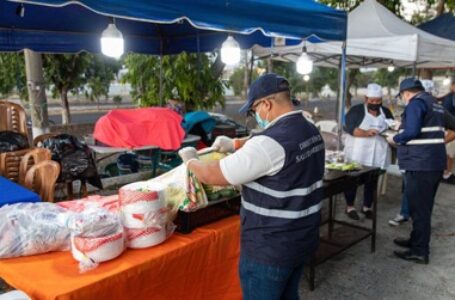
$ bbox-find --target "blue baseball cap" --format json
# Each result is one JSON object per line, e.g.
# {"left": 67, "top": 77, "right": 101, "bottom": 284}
{"left": 398, "top": 78, "right": 424, "bottom": 94}
{"left": 239, "top": 73, "right": 290, "bottom": 114}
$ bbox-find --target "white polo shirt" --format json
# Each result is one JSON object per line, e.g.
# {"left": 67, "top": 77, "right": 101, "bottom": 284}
{"left": 219, "top": 111, "right": 304, "bottom": 185}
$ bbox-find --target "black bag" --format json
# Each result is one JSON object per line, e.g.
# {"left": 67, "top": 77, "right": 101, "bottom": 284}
{"left": 0, "top": 131, "right": 29, "bottom": 153}
{"left": 42, "top": 134, "right": 103, "bottom": 189}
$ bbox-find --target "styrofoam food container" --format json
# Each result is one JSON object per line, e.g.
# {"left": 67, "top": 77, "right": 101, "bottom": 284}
{"left": 125, "top": 226, "right": 166, "bottom": 249}
{"left": 71, "top": 231, "right": 124, "bottom": 263}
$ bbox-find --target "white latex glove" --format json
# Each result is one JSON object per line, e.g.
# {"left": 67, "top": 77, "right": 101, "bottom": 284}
{"left": 386, "top": 134, "right": 397, "bottom": 146}
{"left": 212, "top": 136, "right": 235, "bottom": 153}
{"left": 389, "top": 120, "right": 401, "bottom": 131}
{"left": 178, "top": 147, "right": 198, "bottom": 165}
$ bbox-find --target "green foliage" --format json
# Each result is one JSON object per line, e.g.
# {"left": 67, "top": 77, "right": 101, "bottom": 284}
{"left": 319, "top": 0, "right": 402, "bottom": 14}
{"left": 43, "top": 53, "right": 90, "bottom": 98}
{"left": 373, "top": 68, "right": 406, "bottom": 89}
{"left": 306, "top": 67, "right": 339, "bottom": 94}
{"left": 83, "top": 55, "right": 121, "bottom": 102}
{"left": 113, "top": 95, "right": 122, "bottom": 105}
{"left": 0, "top": 53, "right": 27, "bottom": 99}
{"left": 229, "top": 67, "right": 259, "bottom": 96}
{"left": 122, "top": 52, "right": 225, "bottom": 109}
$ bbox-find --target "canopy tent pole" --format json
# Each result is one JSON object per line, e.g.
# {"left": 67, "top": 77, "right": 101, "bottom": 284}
{"left": 412, "top": 61, "right": 417, "bottom": 77}
{"left": 159, "top": 38, "right": 164, "bottom": 106}
{"left": 337, "top": 42, "right": 347, "bottom": 151}
{"left": 24, "top": 49, "right": 50, "bottom": 138}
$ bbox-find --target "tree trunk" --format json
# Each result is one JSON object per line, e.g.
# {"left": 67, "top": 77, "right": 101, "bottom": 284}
{"left": 242, "top": 50, "right": 249, "bottom": 97}
{"left": 211, "top": 51, "right": 225, "bottom": 79}
{"left": 436, "top": 0, "right": 445, "bottom": 17}
{"left": 345, "top": 70, "right": 358, "bottom": 109}
{"left": 60, "top": 88, "right": 71, "bottom": 124}
{"left": 420, "top": 69, "right": 433, "bottom": 80}
{"left": 24, "top": 49, "right": 50, "bottom": 138}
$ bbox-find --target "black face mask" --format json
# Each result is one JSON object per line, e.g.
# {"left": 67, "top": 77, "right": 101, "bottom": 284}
{"left": 367, "top": 103, "right": 381, "bottom": 112}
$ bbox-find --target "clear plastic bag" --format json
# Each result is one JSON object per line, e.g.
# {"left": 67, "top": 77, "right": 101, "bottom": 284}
{"left": 146, "top": 164, "right": 208, "bottom": 215}
{"left": 0, "top": 203, "right": 72, "bottom": 258}
{"left": 68, "top": 208, "right": 125, "bottom": 273}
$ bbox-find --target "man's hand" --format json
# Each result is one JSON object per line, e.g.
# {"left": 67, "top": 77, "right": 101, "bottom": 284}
{"left": 446, "top": 130, "right": 455, "bottom": 144}
{"left": 353, "top": 128, "right": 379, "bottom": 138}
{"left": 178, "top": 147, "right": 198, "bottom": 165}
{"left": 212, "top": 136, "right": 235, "bottom": 153}
{"left": 386, "top": 134, "right": 397, "bottom": 146}
{"left": 366, "top": 129, "right": 379, "bottom": 137}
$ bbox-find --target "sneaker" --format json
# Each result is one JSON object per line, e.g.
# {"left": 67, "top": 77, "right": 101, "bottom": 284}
{"left": 345, "top": 208, "right": 360, "bottom": 221}
{"left": 443, "top": 172, "right": 452, "bottom": 180}
{"left": 388, "top": 215, "right": 408, "bottom": 226}
{"left": 361, "top": 208, "right": 373, "bottom": 219}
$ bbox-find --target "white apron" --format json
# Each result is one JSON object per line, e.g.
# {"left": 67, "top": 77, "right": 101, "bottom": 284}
{"left": 344, "top": 105, "right": 391, "bottom": 169}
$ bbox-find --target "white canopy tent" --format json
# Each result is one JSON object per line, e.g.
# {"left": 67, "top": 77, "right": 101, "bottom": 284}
{"left": 253, "top": 0, "right": 455, "bottom": 69}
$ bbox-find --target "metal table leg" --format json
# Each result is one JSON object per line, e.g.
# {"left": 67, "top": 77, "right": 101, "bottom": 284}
{"left": 328, "top": 196, "right": 334, "bottom": 239}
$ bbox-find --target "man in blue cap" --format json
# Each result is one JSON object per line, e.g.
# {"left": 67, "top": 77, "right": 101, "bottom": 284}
{"left": 387, "top": 78, "right": 446, "bottom": 264}
{"left": 179, "top": 73, "right": 325, "bottom": 299}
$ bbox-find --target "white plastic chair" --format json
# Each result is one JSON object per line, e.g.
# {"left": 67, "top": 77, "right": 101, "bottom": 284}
{"left": 315, "top": 120, "right": 338, "bottom": 133}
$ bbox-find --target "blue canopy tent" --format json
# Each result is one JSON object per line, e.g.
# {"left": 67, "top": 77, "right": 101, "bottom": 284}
{"left": 1, "top": 0, "right": 347, "bottom": 147}
{"left": 418, "top": 13, "right": 455, "bottom": 41}
{"left": 0, "top": 0, "right": 346, "bottom": 54}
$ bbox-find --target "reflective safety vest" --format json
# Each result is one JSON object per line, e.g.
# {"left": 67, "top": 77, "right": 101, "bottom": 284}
{"left": 397, "top": 92, "right": 446, "bottom": 171}
{"left": 240, "top": 111, "right": 325, "bottom": 266}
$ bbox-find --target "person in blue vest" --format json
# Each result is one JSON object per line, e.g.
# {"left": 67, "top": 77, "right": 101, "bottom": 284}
{"left": 440, "top": 77, "right": 455, "bottom": 180}
{"left": 178, "top": 73, "right": 325, "bottom": 300}
{"left": 387, "top": 78, "right": 446, "bottom": 264}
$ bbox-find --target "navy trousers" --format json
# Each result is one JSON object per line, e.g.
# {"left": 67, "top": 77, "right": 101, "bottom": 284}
{"left": 344, "top": 180, "right": 376, "bottom": 208}
{"left": 405, "top": 170, "right": 442, "bottom": 256}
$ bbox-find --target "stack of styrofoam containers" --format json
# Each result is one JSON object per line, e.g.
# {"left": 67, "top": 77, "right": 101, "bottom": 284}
{"left": 69, "top": 209, "right": 125, "bottom": 272}
{"left": 119, "top": 182, "right": 167, "bottom": 249}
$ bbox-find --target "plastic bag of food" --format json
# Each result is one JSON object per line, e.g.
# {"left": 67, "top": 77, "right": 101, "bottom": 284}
{"left": 0, "top": 203, "right": 72, "bottom": 258}
{"left": 68, "top": 208, "right": 124, "bottom": 273}
{"left": 147, "top": 164, "right": 208, "bottom": 214}
{"left": 199, "top": 151, "right": 237, "bottom": 201}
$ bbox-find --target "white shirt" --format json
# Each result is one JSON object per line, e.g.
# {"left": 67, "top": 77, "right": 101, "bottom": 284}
{"left": 219, "top": 111, "right": 304, "bottom": 185}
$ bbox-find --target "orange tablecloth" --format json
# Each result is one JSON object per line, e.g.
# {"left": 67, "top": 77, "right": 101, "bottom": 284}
{"left": 0, "top": 216, "right": 241, "bottom": 300}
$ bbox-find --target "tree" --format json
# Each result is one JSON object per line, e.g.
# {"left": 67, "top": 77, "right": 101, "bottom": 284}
{"left": 229, "top": 66, "right": 260, "bottom": 97}
{"left": 122, "top": 52, "right": 226, "bottom": 110}
{"left": 44, "top": 53, "right": 120, "bottom": 124}
{"left": 0, "top": 53, "right": 27, "bottom": 99}
{"left": 82, "top": 55, "right": 121, "bottom": 103}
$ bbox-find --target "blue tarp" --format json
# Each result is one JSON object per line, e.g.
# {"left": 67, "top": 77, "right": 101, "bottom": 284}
{"left": 418, "top": 13, "right": 455, "bottom": 41}
{"left": 183, "top": 111, "right": 216, "bottom": 134}
{"left": 0, "top": 0, "right": 346, "bottom": 54}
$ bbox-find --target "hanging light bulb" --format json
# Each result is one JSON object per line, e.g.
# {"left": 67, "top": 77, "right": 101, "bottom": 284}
{"left": 101, "top": 18, "right": 124, "bottom": 59}
{"left": 221, "top": 35, "right": 241, "bottom": 66}
{"left": 303, "top": 74, "right": 310, "bottom": 82}
{"left": 296, "top": 45, "right": 313, "bottom": 75}
{"left": 387, "top": 65, "right": 395, "bottom": 72}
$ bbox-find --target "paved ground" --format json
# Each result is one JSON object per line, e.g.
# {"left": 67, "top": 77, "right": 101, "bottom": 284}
{"left": 301, "top": 177, "right": 455, "bottom": 300}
